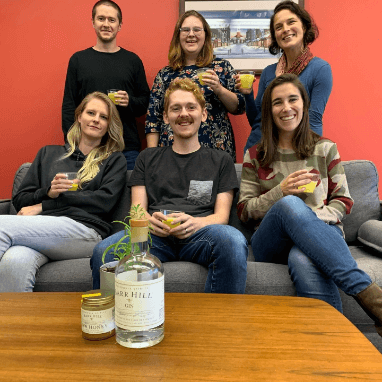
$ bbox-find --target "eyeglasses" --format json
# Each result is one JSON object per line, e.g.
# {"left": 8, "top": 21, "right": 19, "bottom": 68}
{"left": 179, "top": 27, "right": 204, "bottom": 35}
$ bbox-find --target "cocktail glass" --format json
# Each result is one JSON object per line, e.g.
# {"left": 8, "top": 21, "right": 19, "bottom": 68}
{"left": 63, "top": 172, "right": 79, "bottom": 191}
{"left": 298, "top": 174, "right": 320, "bottom": 193}
{"left": 196, "top": 68, "right": 210, "bottom": 85}
{"left": 107, "top": 89, "right": 119, "bottom": 105}
{"left": 160, "top": 209, "right": 184, "bottom": 228}
{"left": 239, "top": 71, "right": 255, "bottom": 89}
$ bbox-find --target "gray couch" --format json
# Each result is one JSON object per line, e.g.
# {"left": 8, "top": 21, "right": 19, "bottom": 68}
{"left": 1, "top": 160, "right": 381, "bottom": 331}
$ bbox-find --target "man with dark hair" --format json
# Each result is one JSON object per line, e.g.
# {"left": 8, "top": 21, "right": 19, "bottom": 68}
{"left": 90, "top": 78, "right": 248, "bottom": 293}
{"left": 62, "top": 0, "right": 150, "bottom": 169}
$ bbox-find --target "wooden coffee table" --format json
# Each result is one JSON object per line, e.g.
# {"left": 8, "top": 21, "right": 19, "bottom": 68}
{"left": 1, "top": 292, "right": 382, "bottom": 381}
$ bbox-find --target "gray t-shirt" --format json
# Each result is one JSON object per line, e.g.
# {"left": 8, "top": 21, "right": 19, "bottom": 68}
{"left": 128, "top": 146, "right": 238, "bottom": 217}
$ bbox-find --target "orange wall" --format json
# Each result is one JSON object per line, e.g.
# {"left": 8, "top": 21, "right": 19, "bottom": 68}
{"left": 1, "top": 0, "right": 381, "bottom": 199}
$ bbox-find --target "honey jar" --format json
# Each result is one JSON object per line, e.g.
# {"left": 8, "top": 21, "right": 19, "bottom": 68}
{"left": 81, "top": 289, "right": 115, "bottom": 340}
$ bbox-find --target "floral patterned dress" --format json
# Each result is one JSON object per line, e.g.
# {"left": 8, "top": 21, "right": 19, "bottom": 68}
{"left": 145, "top": 58, "right": 246, "bottom": 162}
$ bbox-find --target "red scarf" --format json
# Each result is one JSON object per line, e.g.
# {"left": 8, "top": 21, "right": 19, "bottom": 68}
{"left": 276, "top": 47, "right": 314, "bottom": 77}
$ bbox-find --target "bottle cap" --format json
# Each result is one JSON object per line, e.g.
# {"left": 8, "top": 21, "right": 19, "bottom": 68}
{"left": 130, "top": 219, "right": 149, "bottom": 227}
{"left": 81, "top": 289, "right": 114, "bottom": 305}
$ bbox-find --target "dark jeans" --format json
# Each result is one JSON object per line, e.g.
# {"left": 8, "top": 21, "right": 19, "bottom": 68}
{"left": 122, "top": 150, "right": 139, "bottom": 170}
{"left": 91, "top": 225, "right": 248, "bottom": 294}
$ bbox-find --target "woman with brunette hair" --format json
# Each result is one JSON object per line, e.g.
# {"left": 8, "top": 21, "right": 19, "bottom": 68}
{"left": 237, "top": 74, "right": 382, "bottom": 336}
{"left": 238, "top": 0, "right": 332, "bottom": 154}
{"left": 0, "top": 91, "right": 127, "bottom": 292}
{"left": 145, "top": 10, "right": 245, "bottom": 162}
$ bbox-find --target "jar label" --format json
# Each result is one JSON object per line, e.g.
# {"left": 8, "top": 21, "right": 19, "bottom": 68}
{"left": 115, "top": 275, "right": 164, "bottom": 330}
{"left": 81, "top": 306, "right": 115, "bottom": 334}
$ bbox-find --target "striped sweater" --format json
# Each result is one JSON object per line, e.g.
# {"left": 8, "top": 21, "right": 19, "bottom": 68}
{"left": 237, "top": 139, "right": 354, "bottom": 234}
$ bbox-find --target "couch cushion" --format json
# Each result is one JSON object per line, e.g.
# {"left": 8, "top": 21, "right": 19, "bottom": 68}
{"left": 342, "top": 160, "right": 380, "bottom": 242}
{"left": 34, "top": 258, "right": 93, "bottom": 292}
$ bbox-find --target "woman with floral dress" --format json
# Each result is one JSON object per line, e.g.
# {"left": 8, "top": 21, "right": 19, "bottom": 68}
{"left": 145, "top": 10, "right": 245, "bottom": 162}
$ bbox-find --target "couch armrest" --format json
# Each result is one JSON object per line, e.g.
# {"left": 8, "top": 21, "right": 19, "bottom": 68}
{"left": 0, "top": 199, "right": 11, "bottom": 215}
{"left": 358, "top": 220, "right": 382, "bottom": 254}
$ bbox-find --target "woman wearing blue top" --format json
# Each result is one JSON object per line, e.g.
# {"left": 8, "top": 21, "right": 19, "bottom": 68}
{"left": 237, "top": 1, "right": 332, "bottom": 154}
{"left": 145, "top": 10, "right": 245, "bottom": 162}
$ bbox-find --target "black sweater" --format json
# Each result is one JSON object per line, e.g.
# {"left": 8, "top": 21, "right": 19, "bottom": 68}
{"left": 13, "top": 145, "right": 127, "bottom": 238}
{"left": 62, "top": 47, "right": 150, "bottom": 151}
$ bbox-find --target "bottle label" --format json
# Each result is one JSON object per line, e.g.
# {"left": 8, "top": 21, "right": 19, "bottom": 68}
{"left": 81, "top": 306, "right": 115, "bottom": 334}
{"left": 115, "top": 275, "right": 164, "bottom": 330}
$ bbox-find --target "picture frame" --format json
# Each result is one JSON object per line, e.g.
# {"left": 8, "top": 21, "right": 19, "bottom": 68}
{"left": 180, "top": 0, "right": 304, "bottom": 73}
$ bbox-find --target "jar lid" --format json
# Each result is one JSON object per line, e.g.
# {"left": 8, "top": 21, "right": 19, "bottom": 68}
{"left": 82, "top": 289, "right": 114, "bottom": 305}
{"left": 130, "top": 218, "right": 148, "bottom": 227}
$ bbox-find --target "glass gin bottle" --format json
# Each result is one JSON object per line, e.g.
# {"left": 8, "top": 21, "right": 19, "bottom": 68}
{"left": 115, "top": 218, "right": 164, "bottom": 348}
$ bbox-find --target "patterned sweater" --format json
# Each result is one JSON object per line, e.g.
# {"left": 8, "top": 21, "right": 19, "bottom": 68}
{"left": 237, "top": 139, "right": 354, "bottom": 234}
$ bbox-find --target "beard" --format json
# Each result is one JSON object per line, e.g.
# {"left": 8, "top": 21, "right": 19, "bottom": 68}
{"left": 172, "top": 116, "right": 199, "bottom": 140}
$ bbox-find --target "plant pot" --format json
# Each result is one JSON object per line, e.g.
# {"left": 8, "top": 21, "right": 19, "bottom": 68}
{"left": 100, "top": 260, "right": 119, "bottom": 293}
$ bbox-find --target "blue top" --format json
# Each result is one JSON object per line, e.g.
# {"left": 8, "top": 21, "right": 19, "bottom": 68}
{"left": 145, "top": 58, "right": 246, "bottom": 162}
{"left": 244, "top": 57, "right": 333, "bottom": 154}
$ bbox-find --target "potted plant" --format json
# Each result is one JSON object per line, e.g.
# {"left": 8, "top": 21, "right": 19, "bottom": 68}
{"left": 100, "top": 204, "right": 152, "bottom": 291}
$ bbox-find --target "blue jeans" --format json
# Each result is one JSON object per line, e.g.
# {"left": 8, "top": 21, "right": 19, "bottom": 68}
{"left": 288, "top": 245, "right": 343, "bottom": 312}
{"left": 91, "top": 225, "right": 248, "bottom": 293}
{"left": 251, "top": 196, "right": 372, "bottom": 309}
{"left": 122, "top": 150, "right": 139, "bottom": 170}
{"left": 0, "top": 215, "right": 101, "bottom": 292}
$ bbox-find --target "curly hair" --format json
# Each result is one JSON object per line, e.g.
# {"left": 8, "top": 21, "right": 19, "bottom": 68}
{"left": 64, "top": 91, "right": 124, "bottom": 187}
{"left": 168, "top": 10, "right": 214, "bottom": 70}
{"left": 269, "top": 1, "right": 319, "bottom": 55}
{"left": 257, "top": 74, "right": 320, "bottom": 167}
{"left": 163, "top": 77, "right": 205, "bottom": 113}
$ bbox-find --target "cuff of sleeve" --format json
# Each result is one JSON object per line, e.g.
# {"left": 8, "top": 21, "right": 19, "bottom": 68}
{"left": 34, "top": 187, "right": 51, "bottom": 203}
{"left": 358, "top": 220, "right": 382, "bottom": 253}
{"left": 42, "top": 198, "right": 58, "bottom": 211}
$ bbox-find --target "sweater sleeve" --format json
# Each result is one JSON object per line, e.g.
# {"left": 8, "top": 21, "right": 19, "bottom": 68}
{"left": 41, "top": 153, "right": 127, "bottom": 216}
{"left": 221, "top": 59, "right": 245, "bottom": 115}
{"left": 237, "top": 149, "right": 284, "bottom": 222}
{"left": 61, "top": 55, "right": 78, "bottom": 140}
{"left": 308, "top": 62, "right": 333, "bottom": 136}
{"left": 127, "top": 57, "right": 150, "bottom": 117}
{"left": 145, "top": 69, "right": 167, "bottom": 135}
{"left": 12, "top": 147, "right": 51, "bottom": 212}
{"left": 315, "top": 143, "right": 354, "bottom": 224}
{"left": 245, "top": 70, "right": 267, "bottom": 127}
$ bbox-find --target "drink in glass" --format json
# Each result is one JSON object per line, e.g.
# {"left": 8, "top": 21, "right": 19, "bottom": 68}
{"left": 196, "top": 68, "right": 210, "bottom": 85}
{"left": 239, "top": 71, "right": 255, "bottom": 89}
{"left": 107, "top": 89, "right": 119, "bottom": 105}
{"left": 298, "top": 174, "right": 320, "bottom": 193}
{"left": 160, "top": 210, "right": 183, "bottom": 228}
{"left": 61, "top": 172, "right": 79, "bottom": 191}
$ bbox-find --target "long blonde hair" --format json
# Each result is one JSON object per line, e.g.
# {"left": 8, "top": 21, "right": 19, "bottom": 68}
{"left": 64, "top": 91, "right": 124, "bottom": 187}
{"left": 168, "top": 10, "right": 214, "bottom": 71}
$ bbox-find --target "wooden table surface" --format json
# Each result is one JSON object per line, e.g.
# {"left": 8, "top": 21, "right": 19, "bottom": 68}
{"left": 1, "top": 292, "right": 382, "bottom": 381}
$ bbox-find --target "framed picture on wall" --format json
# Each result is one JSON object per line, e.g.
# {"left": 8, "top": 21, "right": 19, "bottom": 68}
{"left": 179, "top": 0, "right": 304, "bottom": 72}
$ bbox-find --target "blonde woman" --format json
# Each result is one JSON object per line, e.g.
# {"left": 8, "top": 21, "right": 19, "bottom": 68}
{"left": 0, "top": 91, "right": 127, "bottom": 292}
{"left": 145, "top": 10, "right": 245, "bottom": 162}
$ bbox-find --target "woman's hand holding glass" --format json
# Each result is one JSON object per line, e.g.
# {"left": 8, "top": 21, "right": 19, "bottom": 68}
{"left": 234, "top": 74, "right": 256, "bottom": 95}
{"left": 280, "top": 170, "right": 315, "bottom": 196}
{"left": 199, "top": 69, "right": 223, "bottom": 94}
{"left": 48, "top": 173, "right": 79, "bottom": 199}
